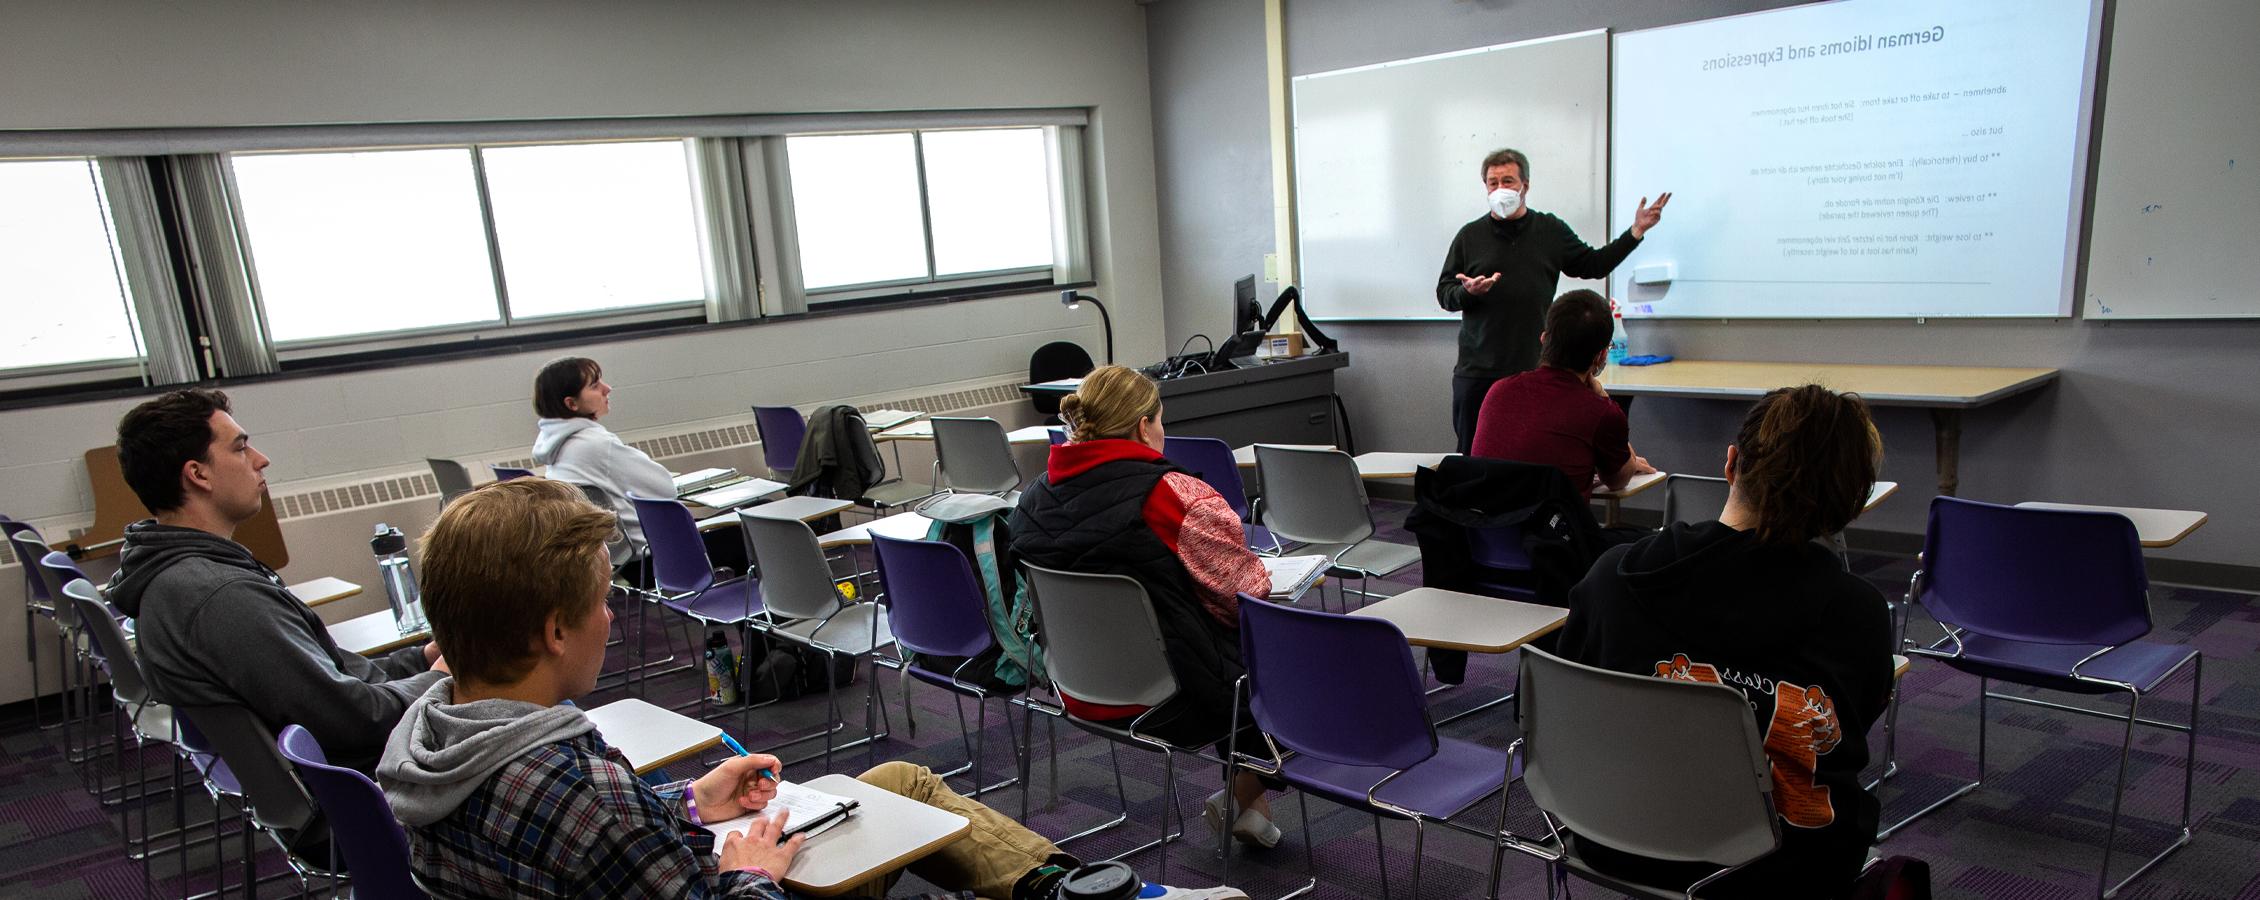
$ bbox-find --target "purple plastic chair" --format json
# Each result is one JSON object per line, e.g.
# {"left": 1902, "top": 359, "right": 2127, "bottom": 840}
{"left": 752, "top": 405, "right": 809, "bottom": 480}
{"left": 1898, "top": 497, "right": 2200, "bottom": 898}
{"left": 278, "top": 725, "right": 428, "bottom": 899}
{"left": 872, "top": 534, "right": 1023, "bottom": 798}
{"left": 1236, "top": 597, "right": 1517, "bottom": 900}
{"left": 489, "top": 465, "right": 535, "bottom": 482}
{"left": 1162, "top": 436, "right": 1287, "bottom": 555}
{"left": 627, "top": 494, "right": 763, "bottom": 711}
{"left": 1465, "top": 526, "right": 1537, "bottom": 602}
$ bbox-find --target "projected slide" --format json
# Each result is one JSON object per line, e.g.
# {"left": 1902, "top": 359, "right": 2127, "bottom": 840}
{"left": 1610, "top": 0, "right": 2099, "bottom": 318}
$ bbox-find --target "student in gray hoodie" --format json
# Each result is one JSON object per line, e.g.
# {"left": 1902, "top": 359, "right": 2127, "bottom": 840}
{"left": 531, "top": 356, "right": 677, "bottom": 565}
{"left": 382, "top": 478, "right": 1245, "bottom": 900}
{"left": 107, "top": 389, "right": 445, "bottom": 772}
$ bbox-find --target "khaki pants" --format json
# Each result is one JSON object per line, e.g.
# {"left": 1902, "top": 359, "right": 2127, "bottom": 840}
{"left": 842, "top": 761, "right": 1062, "bottom": 900}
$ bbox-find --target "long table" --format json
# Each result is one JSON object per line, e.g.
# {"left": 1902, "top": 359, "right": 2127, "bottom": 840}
{"left": 1598, "top": 361, "right": 2057, "bottom": 498}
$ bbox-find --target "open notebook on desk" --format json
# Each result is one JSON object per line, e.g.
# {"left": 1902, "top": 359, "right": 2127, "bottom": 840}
{"left": 673, "top": 468, "right": 741, "bottom": 496}
{"left": 703, "top": 780, "right": 860, "bottom": 848}
{"left": 1261, "top": 555, "right": 1330, "bottom": 601}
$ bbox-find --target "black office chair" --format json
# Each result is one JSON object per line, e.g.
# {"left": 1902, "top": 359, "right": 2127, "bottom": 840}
{"left": 1027, "top": 341, "right": 1095, "bottom": 423}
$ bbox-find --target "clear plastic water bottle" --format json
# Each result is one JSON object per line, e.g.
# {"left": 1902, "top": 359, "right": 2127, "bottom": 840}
{"left": 370, "top": 524, "right": 428, "bottom": 635}
{"left": 1607, "top": 299, "right": 1631, "bottom": 366}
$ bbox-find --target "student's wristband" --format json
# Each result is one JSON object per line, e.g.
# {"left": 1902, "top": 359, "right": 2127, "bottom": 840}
{"left": 683, "top": 785, "right": 702, "bottom": 826}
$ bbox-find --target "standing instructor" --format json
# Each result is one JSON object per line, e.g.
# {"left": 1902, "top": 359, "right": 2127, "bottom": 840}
{"left": 1437, "top": 148, "right": 1669, "bottom": 453}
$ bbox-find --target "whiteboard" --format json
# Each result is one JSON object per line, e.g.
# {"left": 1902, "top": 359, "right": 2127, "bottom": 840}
{"left": 2082, "top": 0, "right": 2260, "bottom": 319}
{"left": 1292, "top": 31, "right": 1609, "bottom": 321}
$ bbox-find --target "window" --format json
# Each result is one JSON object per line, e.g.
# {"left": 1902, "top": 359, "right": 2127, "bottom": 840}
{"left": 786, "top": 127, "right": 1056, "bottom": 298}
{"left": 228, "top": 139, "right": 705, "bottom": 348}
{"left": 0, "top": 158, "right": 142, "bottom": 373}
{"left": 231, "top": 148, "right": 499, "bottom": 343}
{"left": 481, "top": 140, "right": 705, "bottom": 319}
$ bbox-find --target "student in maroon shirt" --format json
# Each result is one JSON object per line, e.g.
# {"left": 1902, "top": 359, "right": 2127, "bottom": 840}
{"left": 1469, "top": 289, "right": 1654, "bottom": 497}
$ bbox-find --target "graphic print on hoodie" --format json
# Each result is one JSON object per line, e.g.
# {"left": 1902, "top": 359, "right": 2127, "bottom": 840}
{"left": 1554, "top": 520, "right": 1895, "bottom": 897}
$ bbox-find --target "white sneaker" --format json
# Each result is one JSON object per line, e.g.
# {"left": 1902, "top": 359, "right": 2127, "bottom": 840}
{"left": 1201, "top": 789, "right": 1283, "bottom": 849}
{"left": 1139, "top": 884, "right": 1250, "bottom": 900}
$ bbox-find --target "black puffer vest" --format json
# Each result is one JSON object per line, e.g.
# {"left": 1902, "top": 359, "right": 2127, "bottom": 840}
{"left": 1009, "top": 457, "right": 1244, "bottom": 720}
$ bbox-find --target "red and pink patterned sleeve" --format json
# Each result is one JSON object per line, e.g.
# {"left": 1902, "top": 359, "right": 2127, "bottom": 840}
{"left": 1145, "top": 472, "right": 1272, "bottom": 627}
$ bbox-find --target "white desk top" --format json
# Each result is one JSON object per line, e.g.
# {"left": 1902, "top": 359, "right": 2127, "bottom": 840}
{"left": 1353, "top": 451, "right": 1457, "bottom": 479}
{"left": 862, "top": 409, "right": 921, "bottom": 431}
{"left": 698, "top": 497, "right": 855, "bottom": 531}
{"left": 288, "top": 577, "right": 361, "bottom": 608}
{"left": 328, "top": 610, "right": 428, "bottom": 657}
{"left": 1865, "top": 481, "right": 1900, "bottom": 513}
{"left": 683, "top": 478, "right": 788, "bottom": 510}
{"left": 1597, "top": 360, "right": 2061, "bottom": 408}
{"left": 780, "top": 773, "right": 972, "bottom": 896}
{"left": 1894, "top": 654, "right": 1910, "bottom": 679}
{"left": 1350, "top": 587, "right": 1567, "bottom": 654}
{"left": 1232, "top": 443, "right": 1335, "bottom": 468}
{"left": 817, "top": 511, "right": 936, "bottom": 548}
{"left": 878, "top": 420, "right": 1053, "bottom": 446}
{"left": 584, "top": 698, "right": 725, "bottom": 776}
{"left": 741, "top": 496, "right": 858, "bottom": 523}
{"left": 1590, "top": 469, "right": 1667, "bottom": 500}
{"left": 2013, "top": 502, "right": 2209, "bottom": 548}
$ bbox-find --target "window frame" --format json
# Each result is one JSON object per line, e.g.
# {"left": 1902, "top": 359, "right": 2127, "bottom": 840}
{"left": 0, "top": 112, "right": 1092, "bottom": 404}
{"left": 789, "top": 126, "right": 1067, "bottom": 307}
{"left": 223, "top": 138, "right": 711, "bottom": 356}
{"left": 0, "top": 155, "right": 151, "bottom": 381}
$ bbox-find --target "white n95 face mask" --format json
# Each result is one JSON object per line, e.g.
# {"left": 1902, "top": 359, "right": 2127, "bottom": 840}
{"left": 1488, "top": 188, "right": 1522, "bottom": 218}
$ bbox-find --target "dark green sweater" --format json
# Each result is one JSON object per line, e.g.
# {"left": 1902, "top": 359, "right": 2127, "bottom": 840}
{"left": 1434, "top": 211, "right": 1643, "bottom": 378}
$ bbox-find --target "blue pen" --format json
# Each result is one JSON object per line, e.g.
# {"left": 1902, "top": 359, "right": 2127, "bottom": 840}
{"left": 717, "top": 732, "right": 775, "bottom": 783}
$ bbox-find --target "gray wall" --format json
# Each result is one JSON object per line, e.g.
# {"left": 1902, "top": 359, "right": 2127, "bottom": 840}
{"left": 1147, "top": 0, "right": 2260, "bottom": 574}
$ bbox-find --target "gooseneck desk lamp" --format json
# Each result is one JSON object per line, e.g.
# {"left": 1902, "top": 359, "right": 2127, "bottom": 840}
{"left": 1060, "top": 290, "right": 1114, "bottom": 365}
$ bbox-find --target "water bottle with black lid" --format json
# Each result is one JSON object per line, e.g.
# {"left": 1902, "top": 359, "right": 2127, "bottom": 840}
{"left": 371, "top": 523, "right": 428, "bottom": 635}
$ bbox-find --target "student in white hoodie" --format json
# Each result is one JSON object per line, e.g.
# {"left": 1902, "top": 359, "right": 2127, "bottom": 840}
{"left": 531, "top": 357, "right": 676, "bottom": 566}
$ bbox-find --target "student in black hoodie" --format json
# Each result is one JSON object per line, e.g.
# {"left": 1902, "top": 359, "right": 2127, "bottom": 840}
{"left": 1555, "top": 384, "right": 1894, "bottom": 898}
{"left": 107, "top": 389, "right": 444, "bottom": 772}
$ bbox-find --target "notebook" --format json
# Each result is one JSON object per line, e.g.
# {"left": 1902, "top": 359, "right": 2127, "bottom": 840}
{"left": 1260, "top": 555, "right": 1330, "bottom": 600}
{"left": 672, "top": 468, "right": 740, "bottom": 495}
{"left": 702, "top": 780, "right": 859, "bottom": 849}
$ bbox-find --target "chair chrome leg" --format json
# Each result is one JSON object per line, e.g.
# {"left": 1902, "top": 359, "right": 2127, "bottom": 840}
{"left": 1411, "top": 816, "right": 1428, "bottom": 900}
{"left": 1374, "top": 815, "right": 1392, "bottom": 900}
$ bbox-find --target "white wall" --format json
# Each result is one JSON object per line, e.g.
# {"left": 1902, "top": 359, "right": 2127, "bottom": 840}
{"left": 0, "top": 0, "right": 1164, "bottom": 704}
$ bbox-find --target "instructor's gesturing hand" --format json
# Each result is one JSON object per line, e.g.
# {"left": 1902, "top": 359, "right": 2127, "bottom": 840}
{"left": 1455, "top": 272, "right": 1502, "bottom": 297}
{"left": 1630, "top": 192, "right": 1672, "bottom": 239}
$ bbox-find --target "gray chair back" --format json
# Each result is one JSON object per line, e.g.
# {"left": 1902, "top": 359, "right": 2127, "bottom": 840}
{"left": 739, "top": 511, "right": 844, "bottom": 621}
{"left": 65, "top": 580, "right": 153, "bottom": 709}
{"left": 931, "top": 417, "right": 1023, "bottom": 495}
{"left": 426, "top": 458, "right": 476, "bottom": 508}
{"left": 1517, "top": 646, "right": 1779, "bottom": 869}
{"left": 1020, "top": 562, "right": 1178, "bottom": 709}
{"left": 176, "top": 703, "right": 318, "bottom": 842}
{"left": 1662, "top": 474, "right": 1732, "bottom": 527}
{"left": 1252, "top": 444, "right": 1374, "bottom": 546}
{"left": 566, "top": 482, "right": 633, "bottom": 562}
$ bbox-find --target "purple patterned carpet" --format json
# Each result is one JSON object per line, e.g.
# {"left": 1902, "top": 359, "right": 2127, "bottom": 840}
{"left": 5, "top": 501, "right": 2257, "bottom": 898}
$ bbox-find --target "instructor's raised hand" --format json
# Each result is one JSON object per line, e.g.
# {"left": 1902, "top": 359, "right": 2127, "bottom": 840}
{"left": 1455, "top": 272, "right": 1502, "bottom": 297}
{"left": 1630, "top": 192, "right": 1672, "bottom": 239}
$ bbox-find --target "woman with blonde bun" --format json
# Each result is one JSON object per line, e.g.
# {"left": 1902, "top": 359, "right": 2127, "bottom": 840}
{"left": 1008, "top": 365, "right": 1285, "bottom": 849}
